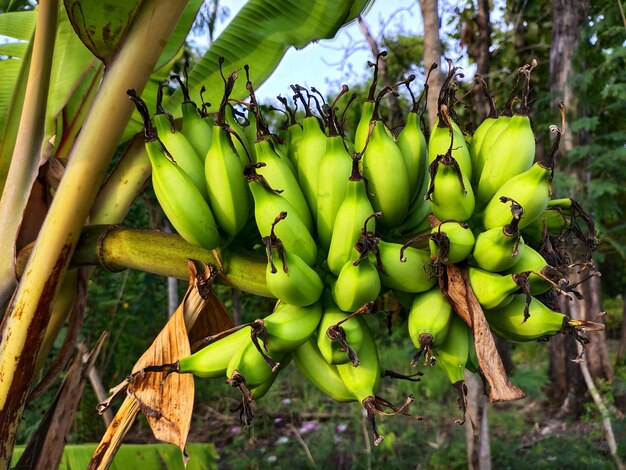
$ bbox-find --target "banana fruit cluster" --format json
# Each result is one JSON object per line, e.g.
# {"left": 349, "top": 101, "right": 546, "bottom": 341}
{"left": 128, "top": 57, "right": 600, "bottom": 445}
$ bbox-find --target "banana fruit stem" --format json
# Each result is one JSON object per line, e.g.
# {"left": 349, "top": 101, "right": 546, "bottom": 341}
{"left": 15, "top": 226, "right": 270, "bottom": 297}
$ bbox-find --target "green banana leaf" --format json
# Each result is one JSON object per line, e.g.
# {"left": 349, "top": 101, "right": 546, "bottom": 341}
{"left": 0, "top": 10, "right": 35, "bottom": 40}
{"left": 11, "top": 443, "right": 218, "bottom": 469}
{"left": 121, "top": 0, "right": 373, "bottom": 141}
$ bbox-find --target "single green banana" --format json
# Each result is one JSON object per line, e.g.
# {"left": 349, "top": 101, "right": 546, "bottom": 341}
{"left": 204, "top": 124, "right": 251, "bottom": 237}
{"left": 428, "top": 221, "right": 475, "bottom": 265}
{"left": 294, "top": 108, "right": 327, "bottom": 217}
{"left": 225, "top": 103, "right": 255, "bottom": 162}
{"left": 246, "top": 167, "right": 317, "bottom": 266}
{"left": 249, "top": 354, "right": 292, "bottom": 401}
{"left": 316, "top": 134, "right": 352, "bottom": 252}
{"left": 326, "top": 155, "right": 375, "bottom": 276}
{"left": 397, "top": 110, "right": 428, "bottom": 200}
{"left": 317, "top": 298, "right": 366, "bottom": 365}
{"left": 379, "top": 240, "right": 436, "bottom": 293}
{"left": 336, "top": 318, "right": 381, "bottom": 402}
{"left": 292, "top": 338, "right": 356, "bottom": 403}
{"left": 485, "top": 295, "right": 567, "bottom": 342}
{"left": 332, "top": 252, "right": 381, "bottom": 312}
{"left": 152, "top": 103, "right": 208, "bottom": 199}
{"left": 472, "top": 198, "right": 526, "bottom": 272}
{"left": 171, "top": 72, "right": 213, "bottom": 159}
{"left": 407, "top": 287, "right": 453, "bottom": 364}
{"left": 425, "top": 148, "right": 475, "bottom": 222}
{"left": 428, "top": 111, "right": 472, "bottom": 181}
{"left": 227, "top": 334, "right": 283, "bottom": 389}
{"left": 468, "top": 267, "right": 523, "bottom": 310}
{"left": 177, "top": 326, "right": 251, "bottom": 378}
{"left": 264, "top": 214, "right": 324, "bottom": 307}
{"left": 434, "top": 314, "right": 469, "bottom": 385}
{"left": 363, "top": 118, "right": 410, "bottom": 227}
{"left": 263, "top": 300, "right": 323, "bottom": 353}
{"left": 255, "top": 138, "right": 314, "bottom": 232}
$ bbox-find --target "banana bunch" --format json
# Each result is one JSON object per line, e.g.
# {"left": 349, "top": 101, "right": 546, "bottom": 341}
{"left": 125, "top": 56, "right": 603, "bottom": 446}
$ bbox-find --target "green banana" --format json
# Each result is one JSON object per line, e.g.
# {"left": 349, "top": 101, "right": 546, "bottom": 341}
{"left": 316, "top": 134, "right": 352, "bottom": 253}
{"left": 502, "top": 244, "right": 556, "bottom": 295}
{"left": 152, "top": 83, "right": 208, "bottom": 199}
{"left": 397, "top": 109, "right": 428, "bottom": 200}
{"left": 292, "top": 338, "right": 356, "bottom": 403}
{"left": 336, "top": 318, "right": 381, "bottom": 402}
{"left": 379, "top": 240, "right": 436, "bottom": 293}
{"left": 433, "top": 314, "right": 469, "bottom": 424}
{"left": 326, "top": 154, "right": 375, "bottom": 276}
{"left": 317, "top": 298, "right": 367, "bottom": 366}
{"left": 428, "top": 110, "right": 472, "bottom": 181}
{"left": 354, "top": 51, "right": 386, "bottom": 153}
{"left": 292, "top": 86, "right": 327, "bottom": 216}
{"left": 485, "top": 295, "right": 567, "bottom": 342}
{"left": 482, "top": 108, "right": 564, "bottom": 230}
{"left": 204, "top": 124, "right": 250, "bottom": 237}
{"left": 246, "top": 166, "right": 317, "bottom": 266}
{"left": 177, "top": 326, "right": 251, "bottom": 378}
{"left": 255, "top": 138, "right": 314, "bottom": 232}
{"left": 225, "top": 104, "right": 255, "bottom": 162}
{"left": 428, "top": 221, "right": 475, "bottom": 265}
{"left": 363, "top": 117, "right": 410, "bottom": 227}
{"left": 472, "top": 198, "right": 526, "bottom": 272}
{"left": 128, "top": 90, "right": 221, "bottom": 250}
{"left": 476, "top": 65, "right": 536, "bottom": 206}
{"left": 407, "top": 286, "right": 453, "bottom": 365}
{"left": 249, "top": 354, "right": 292, "bottom": 401}
{"left": 263, "top": 300, "right": 324, "bottom": 353}
{"left": 468, "top": 74, "right": 498, "bottom": 182}
{"left": 468, "top": 267, "right": 525, "bottom": 310}
{"left": 264, "top": 213, "right": 323, "bottom": 307}
{"left": 227, "top": 334, "right": 282, "bottom": 389}
{"left": 471, "top": 114, "right": 511, "bottom": 185}
{"left": 315, "top": 83, "right": 353, "bottom": 251}
{"left": 332, "top": 254, "right": 381, "bottom": 312}
{"left": 172, "top": 70, "right": 213, "bottom": 159}
{"left": 435, "top": 314, "right": 469, "bottom": 385}
{"left": 425, "top": 151, "right": 475, "bottom": 222}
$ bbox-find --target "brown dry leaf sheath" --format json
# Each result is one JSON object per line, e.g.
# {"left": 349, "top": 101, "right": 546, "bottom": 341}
{"left": 126, "top": 286, "right": 194, "bottom": 457}
{"left": 89, "top": 261, "right": 234, "bottom": 469}
{"left": 443, "top": 264, "right": 526, "bottom": 402}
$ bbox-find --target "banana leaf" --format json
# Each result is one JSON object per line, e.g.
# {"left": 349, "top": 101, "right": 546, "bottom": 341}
{"left": 12, "top": 443, "right": 218, "bottom": 470}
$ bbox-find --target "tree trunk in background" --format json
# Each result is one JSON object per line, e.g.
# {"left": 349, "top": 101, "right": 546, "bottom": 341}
{"left": 465, "top": 371, "right": 491, "bottom": 470}
{"left": 357, "top": 16, "right": 404, "bottom": 131}
{"left": 547, "top": 0, "right": 611, "bottom": 416}
{"left": 418, "top": 0, "right": 444, "bottom": 130}
{"left": 469, "top": 0, "right": 491, "bottom": 122}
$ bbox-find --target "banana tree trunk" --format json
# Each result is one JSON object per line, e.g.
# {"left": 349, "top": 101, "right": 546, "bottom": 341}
{"left": 0, "top": 1, "right": 189, "bottom": 466}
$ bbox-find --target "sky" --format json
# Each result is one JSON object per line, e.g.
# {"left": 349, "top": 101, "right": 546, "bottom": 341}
{"left": 193, "top": 0, "right": 434, "bottom": 102}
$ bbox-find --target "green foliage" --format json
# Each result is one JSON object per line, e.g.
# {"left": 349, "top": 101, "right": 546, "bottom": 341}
{"left": 11, "top": 443, "right": 218, "bottom": 469}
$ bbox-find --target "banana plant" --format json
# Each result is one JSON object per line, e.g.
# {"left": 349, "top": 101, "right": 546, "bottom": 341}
{"left": 0, "top": 0, "right": 371, "bottom": 466}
